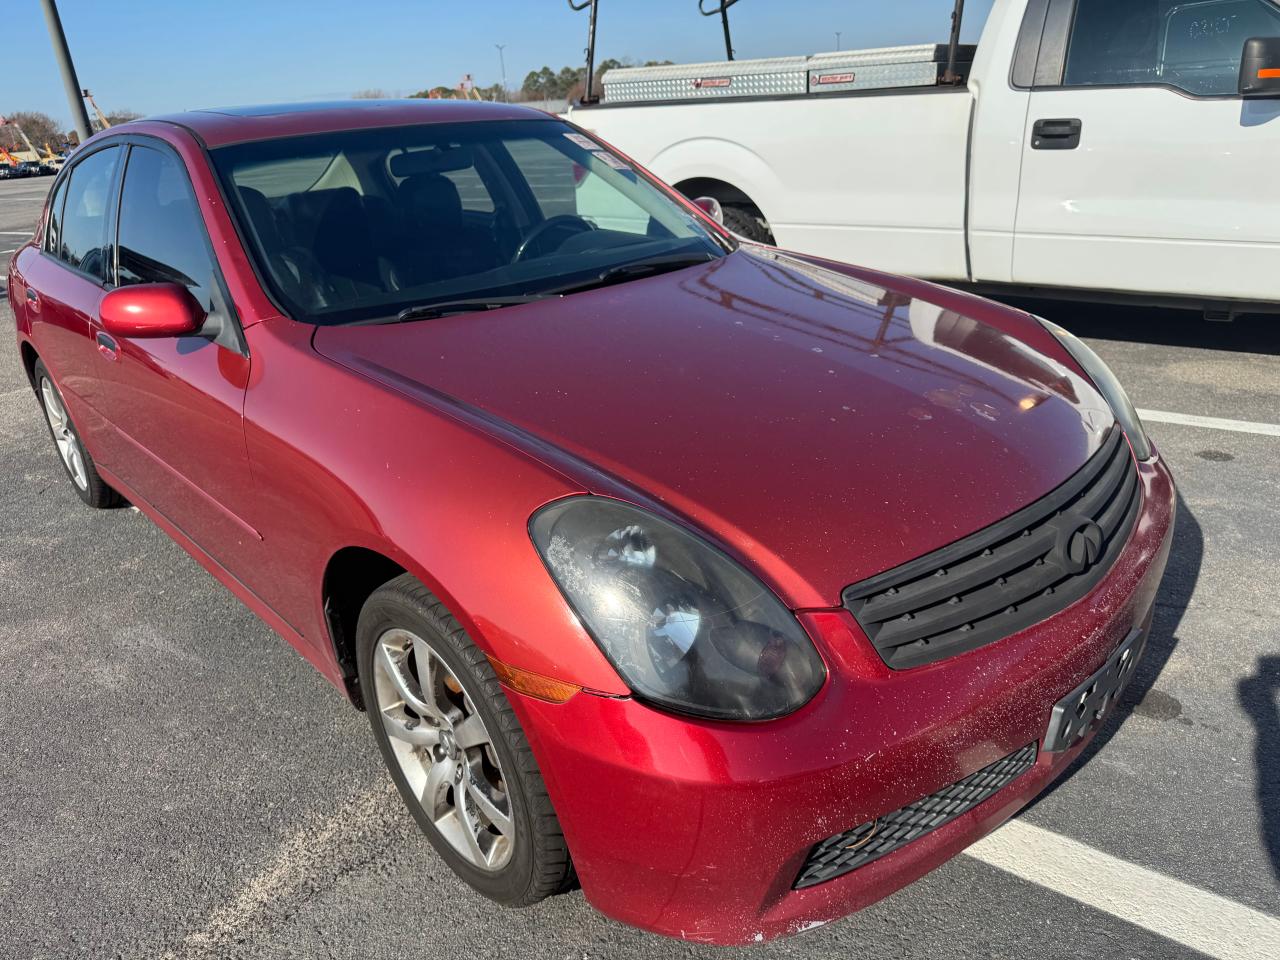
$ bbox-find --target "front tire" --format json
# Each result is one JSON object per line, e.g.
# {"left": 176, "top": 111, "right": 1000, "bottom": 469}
{"left": 356, "top": 574, "right": 573, "bottom": 905}
{"left": 32, "top": 359, "right": 121, "bottom": 509}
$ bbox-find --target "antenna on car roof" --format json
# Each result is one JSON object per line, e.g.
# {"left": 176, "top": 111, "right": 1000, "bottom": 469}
{"left": 567, "top": 0, "right": 600, "bottom": 104}
{"left": 699, "top": 0, "right": 740, "bottom": 61}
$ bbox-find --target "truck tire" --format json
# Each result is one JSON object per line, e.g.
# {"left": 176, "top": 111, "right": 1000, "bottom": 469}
{"left": 722, "top": 205, "right": 774, "bottom": 244}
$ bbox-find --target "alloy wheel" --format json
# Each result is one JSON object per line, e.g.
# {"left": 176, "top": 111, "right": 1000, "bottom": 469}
{"left": 40, "top": 377, "right": 88, "bottom": 491}
{"left": 372, "top": 627, "right": 515, "bottom": 871}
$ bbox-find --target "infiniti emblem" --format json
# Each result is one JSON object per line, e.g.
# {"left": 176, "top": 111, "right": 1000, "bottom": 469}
{"left": 1061, "top": 520, "right": 1105, "bottom": 574}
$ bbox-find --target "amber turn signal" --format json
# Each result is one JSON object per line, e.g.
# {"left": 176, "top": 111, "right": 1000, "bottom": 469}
{"left": 487, "top": 656, "right": 581, "bottom": 703}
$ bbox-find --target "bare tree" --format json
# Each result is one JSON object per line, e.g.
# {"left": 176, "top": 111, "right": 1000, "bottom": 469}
{"left": 0, "top": 111, "right": 63, "bottom": 150}
{"left": 105, "top": 109, "right": 143, "bottom": 126}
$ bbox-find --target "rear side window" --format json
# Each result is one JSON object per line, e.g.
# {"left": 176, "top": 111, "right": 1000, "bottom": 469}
{"left": 57, "top": 146, "right": 121, "bottom": 281}
{"left": 116, "top": 145, "right": 218, "bottom": 312}
{"left": 1064, "top": 0, "right": 1280, "bottom": 95}
{"left": 232, "top": 152, "right": 360, "bottom": 198}
{"left": 44, "top": 175, "right": 68, "bottom": 254}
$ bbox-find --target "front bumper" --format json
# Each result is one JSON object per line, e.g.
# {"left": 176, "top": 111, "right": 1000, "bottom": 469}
{"left": 508, "top": 453, "right": 1176, "bottom": 945}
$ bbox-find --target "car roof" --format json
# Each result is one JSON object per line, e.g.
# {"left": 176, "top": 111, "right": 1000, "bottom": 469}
{"left": 143, "top": 99, "right": 557, "bottom": 148}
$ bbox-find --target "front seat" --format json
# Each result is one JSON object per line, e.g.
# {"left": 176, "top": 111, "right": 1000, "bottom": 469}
{"left": 395, "top": 174, "right": 491, "bottom": 286}
{"left": 239, "top": 186, "right": 328, "bottom": 310}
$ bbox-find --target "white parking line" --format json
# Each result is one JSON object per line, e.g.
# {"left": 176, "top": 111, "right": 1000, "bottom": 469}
{"left": 966, "top": 819, "right": 1280, "bottom": 960}
{"left": 1138, "top": 408, "right": 1280, "bottom": 438}
{"left": 168, "top": 783, "right": 398, "bottom": 958}
{"left": 0, "top": 230, "right": 32, "bottom": 235}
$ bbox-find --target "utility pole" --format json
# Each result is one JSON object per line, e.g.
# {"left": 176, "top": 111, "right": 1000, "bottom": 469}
{"left": 495, "top": 44, "right": 508, "bottom": 102}
{"left": 38, "top": 0, "right": 92, "bottom": 143}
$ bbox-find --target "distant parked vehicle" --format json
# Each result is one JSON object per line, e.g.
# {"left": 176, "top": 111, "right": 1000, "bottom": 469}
{"left": 0, "top": 165, "right": 16, "bottom": 180}
{"left": 570, "top": 0, "right": 1280, "bottom": 318}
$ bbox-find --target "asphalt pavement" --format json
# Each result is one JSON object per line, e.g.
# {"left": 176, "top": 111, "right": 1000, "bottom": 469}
{"left": 2, "top": 176, "right": 1277, "bottom": 959}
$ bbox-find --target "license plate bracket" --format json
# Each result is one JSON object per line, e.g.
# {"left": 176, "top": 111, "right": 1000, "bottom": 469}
{"left": 1044, "top": 627, "right": 1146, "bottom": 752}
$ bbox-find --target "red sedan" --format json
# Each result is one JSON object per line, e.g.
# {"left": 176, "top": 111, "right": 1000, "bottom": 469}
{"left": 7, "top": 100, "right": 1174, "bottom": 944}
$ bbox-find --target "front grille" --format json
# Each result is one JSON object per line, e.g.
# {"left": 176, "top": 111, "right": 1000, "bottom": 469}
{"left": 843, "top": 426, "right": 1140, "bottom": 670}
{"left": 794, "top": 743, "right": 1037, "bottom": 889}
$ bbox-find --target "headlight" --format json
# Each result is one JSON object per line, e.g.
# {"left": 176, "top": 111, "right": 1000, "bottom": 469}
{"left": 1035, "top": 317, "right": 1152, "bottom": 461}
{"left": 530, "top": 497, "right": 826, "bottom": 721}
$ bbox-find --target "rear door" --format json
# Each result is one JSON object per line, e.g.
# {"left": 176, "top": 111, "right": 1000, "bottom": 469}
{"left": 98, "top": 139, "right": 261, "bottom": 578}
{"left": 1013, "top": 0, "right": 1280, "bottom": 303}
{"left": 21, "top": 145, "right": 124, "bottom": 459}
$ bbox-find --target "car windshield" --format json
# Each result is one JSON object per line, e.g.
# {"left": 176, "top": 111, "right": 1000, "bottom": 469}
{"left": 211, "top": 118, "right": 730, "bottom": 326}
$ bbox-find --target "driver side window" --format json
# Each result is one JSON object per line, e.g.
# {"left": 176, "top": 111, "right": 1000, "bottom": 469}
{"left": 503, "top": 137, "right": 652, "bottom": 236}
{"left": 1064, "top": 0, "right": 1280, "bottom": 96}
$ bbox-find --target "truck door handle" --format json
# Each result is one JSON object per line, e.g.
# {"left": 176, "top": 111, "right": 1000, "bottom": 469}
{"left": 95, "top": 331, "right": 119, "bottom": 361}
{"left": 1032, "top": 118, "right": 1082, "bottom": 150}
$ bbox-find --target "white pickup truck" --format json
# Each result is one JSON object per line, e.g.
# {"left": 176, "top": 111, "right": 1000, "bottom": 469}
{"left": 567, "top": 0, "right": 1280, "bottom": 316}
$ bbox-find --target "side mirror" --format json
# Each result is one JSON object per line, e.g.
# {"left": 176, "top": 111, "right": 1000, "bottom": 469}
{"left": 99, "top": 283, "right": 205, "bottom": 339}
{"left": 1239, "top": 37, "right": 1280, "bottom": 98}
{"left": 691, "top": 195, "right": 724, "bottom": 225}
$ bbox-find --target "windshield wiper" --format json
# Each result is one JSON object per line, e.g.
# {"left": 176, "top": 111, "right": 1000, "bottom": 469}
{"left": 394, "top": 294, "right": 553, "bottom": 323}
{"left": 549, "top": 252, "right": 717, "bottom": 296}
{"left": 387, "top": 253, "right": 716, "bottom": 323}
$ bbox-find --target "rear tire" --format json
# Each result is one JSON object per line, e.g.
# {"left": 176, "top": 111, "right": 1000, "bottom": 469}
{"left": 32, "top": 359, "right": 122, "bottom": 509}
{"left": 356, "top": 573, "right": 573, "bottom": 905}
{"left": 722, "top": 204, "right": 774, "bottom": 244}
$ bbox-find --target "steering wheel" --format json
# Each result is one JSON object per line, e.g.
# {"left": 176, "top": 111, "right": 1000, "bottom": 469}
{"left": 511, "top": 215, "right": 595, "bottom": 263}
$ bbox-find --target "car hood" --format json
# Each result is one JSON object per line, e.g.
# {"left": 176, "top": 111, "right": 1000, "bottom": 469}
{"left": 313, "top": 249, "right": 1114, "bottom": 608}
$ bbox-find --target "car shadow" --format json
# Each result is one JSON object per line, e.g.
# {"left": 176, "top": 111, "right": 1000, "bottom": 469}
{"left": 995, "top": 297, "right": 1280, "bottom": 357}
{"left": 1027, "top": 490, "right": 1203, "bottom": 807}
{"left": 1238, "top": 656, "right": 1280, "bottom": 883}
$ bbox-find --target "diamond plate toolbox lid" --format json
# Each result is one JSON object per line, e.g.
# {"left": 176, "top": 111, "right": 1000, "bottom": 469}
{"left": 600, "top": 44, "right": 978, "bottom": 103}
{"left": 601, "top": 56, "right": 809, "bottom": 103}
{"left": 807, "top": 44, "right": 976, "bottom": 93}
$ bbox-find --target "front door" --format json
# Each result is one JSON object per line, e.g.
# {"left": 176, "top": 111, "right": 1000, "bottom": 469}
{"left": 1013, "top": 0, "right": 1280, "bottom": 303}
{"left": 97, "top": 140, "right": 261, "bottom": 581}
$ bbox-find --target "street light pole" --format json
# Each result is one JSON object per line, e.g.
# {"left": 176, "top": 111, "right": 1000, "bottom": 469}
{"left": 38, "top": 0, "right": 92, "bottom": 143}
{"left": 495, "top": 44, "right": 507, "bottom": 102}
{"left": 835, "top": 31, "right": 842, "bottom": 51}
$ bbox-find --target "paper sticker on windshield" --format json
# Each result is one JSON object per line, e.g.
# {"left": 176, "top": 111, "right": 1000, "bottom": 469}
{"left": 563, "top": 132, "right": 596, "bottom": 149}
{"left": 591, "top": 151, "right": 631, "bottom": 171}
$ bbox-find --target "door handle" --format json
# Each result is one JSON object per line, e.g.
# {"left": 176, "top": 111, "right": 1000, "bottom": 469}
{"left": 95, "top": 331, "right": 119, "bottom": 361}
{"left": 25, "top": 286, "right": 40, "bottom": 311}
{"left": 1031, "top": 118, "right": 1082, "bottom": 150}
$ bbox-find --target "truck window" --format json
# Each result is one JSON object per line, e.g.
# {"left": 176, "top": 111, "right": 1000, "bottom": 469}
{"left": 1064, "top": 0, "right": 1280, "bottom": 96}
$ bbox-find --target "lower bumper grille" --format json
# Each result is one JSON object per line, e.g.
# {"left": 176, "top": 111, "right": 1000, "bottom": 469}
{"left": 794, "top": 743, "right": 1037, "bottom": 889}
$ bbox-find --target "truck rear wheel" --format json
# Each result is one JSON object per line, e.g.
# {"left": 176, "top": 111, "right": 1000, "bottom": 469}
{"left": 722, "top": 205, "right": 774, "bottom": 244}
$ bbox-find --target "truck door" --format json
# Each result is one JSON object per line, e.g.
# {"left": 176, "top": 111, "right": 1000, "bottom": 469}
{"left": 1012, "top": 0, "right": 1280, "bottom": 304}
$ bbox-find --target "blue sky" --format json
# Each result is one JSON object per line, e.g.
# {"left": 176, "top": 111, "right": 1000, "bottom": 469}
{"left": 6, "top": 0, "right": 995, "bottom": 126}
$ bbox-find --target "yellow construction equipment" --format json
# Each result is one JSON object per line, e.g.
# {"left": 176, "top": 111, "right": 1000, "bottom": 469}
{"left": 83, "top": 88, "right": 111, "bottom": 130}
{"left": 0, "top": 116, "right": 40, "bottom": 160}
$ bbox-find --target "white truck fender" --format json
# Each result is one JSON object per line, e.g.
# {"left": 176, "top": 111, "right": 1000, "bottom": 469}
{"left": 643, "top": 137, "right": 783, "bottom": 223}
